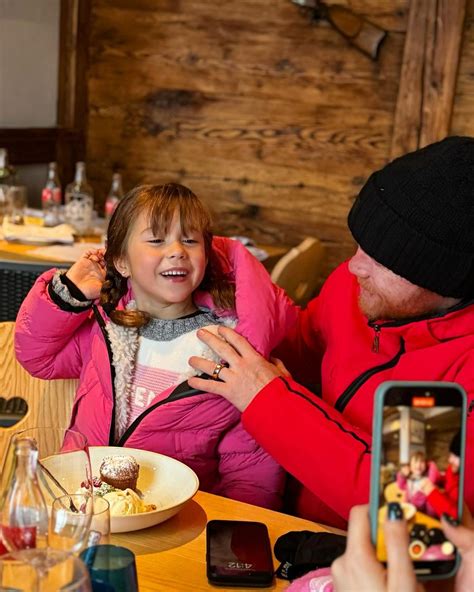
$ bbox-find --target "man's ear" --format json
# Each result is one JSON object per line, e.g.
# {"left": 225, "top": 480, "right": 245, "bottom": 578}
{"left": 114, "top": 257, "right": 130, "bottom": 278}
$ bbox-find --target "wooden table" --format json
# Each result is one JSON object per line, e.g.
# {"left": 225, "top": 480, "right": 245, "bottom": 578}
{"left": 111, "top": 491, "right": 341, "bottom": 591}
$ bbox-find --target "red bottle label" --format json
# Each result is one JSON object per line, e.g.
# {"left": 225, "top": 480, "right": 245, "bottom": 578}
{"left": 105, "top": 197, "right": 118, "bottom": 216}
{"left": 0, "top": 525, "right": 37, "bottom": 553}
{"left": 42, "top": 188, "right": 61, "bottom": 204}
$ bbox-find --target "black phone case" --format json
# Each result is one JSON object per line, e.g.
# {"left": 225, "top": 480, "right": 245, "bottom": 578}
{"left": 206, "top": 520, "right": 274, "bottom": 587}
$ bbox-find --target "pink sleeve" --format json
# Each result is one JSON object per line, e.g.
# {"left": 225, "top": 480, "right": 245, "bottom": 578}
{"left": 15, "top": 270, "right": 91, "bottom": 379}
{"left": 396, "top": 471, "right": 408, "bottom": 491}
{"left": 211, "top": 420, "right": 285, "bottom": 510}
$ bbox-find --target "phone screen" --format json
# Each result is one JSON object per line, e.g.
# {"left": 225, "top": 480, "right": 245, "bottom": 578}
{"left": 371, "top": 382, "right": 466, "bottom": 578}
{"left": 206, "top": 520, "right": 274, "bottom": 586}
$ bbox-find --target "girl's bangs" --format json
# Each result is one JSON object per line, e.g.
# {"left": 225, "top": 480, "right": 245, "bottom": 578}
{"left": 147, "top": 192, "right": 211, "bottom": 237}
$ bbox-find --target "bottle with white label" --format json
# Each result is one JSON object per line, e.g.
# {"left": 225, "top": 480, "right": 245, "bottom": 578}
{"left": 65, "top": 162, "right": 94, "bottom": 236}
{"left": 42, "top": 162, "right": 62, "bottom": 226}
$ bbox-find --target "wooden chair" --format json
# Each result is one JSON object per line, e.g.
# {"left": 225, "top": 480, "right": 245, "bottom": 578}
{"left": 271, "top": 237, "right": 325, "bottom": 305}
{"left": 0, "top": 322, "right": 78, "bottom": 461}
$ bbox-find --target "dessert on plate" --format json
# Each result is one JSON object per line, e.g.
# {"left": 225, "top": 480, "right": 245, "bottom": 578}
{"left": 79, "top": 454, "right": 156, "bottom": 517}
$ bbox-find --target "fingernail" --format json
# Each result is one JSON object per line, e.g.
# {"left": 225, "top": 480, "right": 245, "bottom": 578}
{"left": 442, "top": 513, "right": 459, "bottom": 526}
{"left": 387, "top": 502, "right": 403, "bottom": 521}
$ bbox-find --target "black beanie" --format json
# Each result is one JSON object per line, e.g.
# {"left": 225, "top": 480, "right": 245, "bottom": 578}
{"left": 348, "top": 136, "right": 474, "bottom": 298}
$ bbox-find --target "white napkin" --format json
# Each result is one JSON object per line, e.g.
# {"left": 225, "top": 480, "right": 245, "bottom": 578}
{"left": 2, "top": 218, "right": 75, "bottom": 245}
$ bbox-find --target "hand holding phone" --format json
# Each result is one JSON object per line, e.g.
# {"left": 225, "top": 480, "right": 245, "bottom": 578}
{"left": 206, "top": 520, "right": 274, "bottom": 587}
{"left": 370, "top": 381, "right": 467, "bottom": 580}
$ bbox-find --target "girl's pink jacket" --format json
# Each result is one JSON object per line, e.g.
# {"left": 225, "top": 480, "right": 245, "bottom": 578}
{"left": 15, "top": 237, "right": 298, "bottom": 510}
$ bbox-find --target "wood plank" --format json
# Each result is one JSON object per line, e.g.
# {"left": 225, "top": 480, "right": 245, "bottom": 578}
{"left": 391, "top": 0, "right": 467, "bottom": 159}
{"left": 85, "top": 0, "right": 407, "bottom": 279}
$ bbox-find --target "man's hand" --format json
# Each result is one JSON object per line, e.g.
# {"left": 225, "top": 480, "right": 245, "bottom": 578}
{"left": 66, "top": 248, "right": 106, "bottom": 300}
{"left": 419, "top": 477, "right": 435, "bottom": 496}
{"left": 188, "top": 326, "right": 282, "bottom": 412}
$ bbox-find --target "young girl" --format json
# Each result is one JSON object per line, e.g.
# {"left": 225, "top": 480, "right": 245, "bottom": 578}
{"left": 15, "top": 183, "right": 298, "bottom": 509}
{"left": 396, "top": 451, "right": 440, "bottom": 515}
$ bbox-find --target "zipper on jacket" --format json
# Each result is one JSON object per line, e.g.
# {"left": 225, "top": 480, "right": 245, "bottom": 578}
{"left": 92, "top": 305, "right": 117, "bottom": 445}
{"left": 116, "top": 379, "right": 210, "bottom": 446}
{"left": 334, "top": 339, "right": 405, "bottom": 414}
{"left": 372, "top": 324, "right": 381, "bottom": 353}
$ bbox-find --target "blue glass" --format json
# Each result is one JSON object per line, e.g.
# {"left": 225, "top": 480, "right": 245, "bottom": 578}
{"left": 79, "top": 545, "right": 138, "bottom": 592}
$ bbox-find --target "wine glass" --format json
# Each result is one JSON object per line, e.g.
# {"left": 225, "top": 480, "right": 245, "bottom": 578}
{"left": 0, "top": 427, "right": 92, "bottom": 591}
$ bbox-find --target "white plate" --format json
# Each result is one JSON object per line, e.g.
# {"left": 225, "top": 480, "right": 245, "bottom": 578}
{"left": 42, "top": 446, "right": 199, "bottom": 533}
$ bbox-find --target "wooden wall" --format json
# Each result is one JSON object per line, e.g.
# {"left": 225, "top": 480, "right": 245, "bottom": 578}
{"left": 86, "top": 0, "right": 473, "bottom": 279}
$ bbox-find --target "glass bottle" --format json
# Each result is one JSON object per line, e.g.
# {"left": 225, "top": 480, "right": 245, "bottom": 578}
{"left": 65, "top": 162, "right": 94, "bottom": 236}
{"left": 42, "top": 162, "right": 62, "bottom": 227}
{"left": 0, "top": 148, "right": 17, "bottom": 223}
{"left": 104, "top": 172, "right": 124, "bottom": 224}
{"left": 0, "top": 437, "right": 49, "bottom": 554}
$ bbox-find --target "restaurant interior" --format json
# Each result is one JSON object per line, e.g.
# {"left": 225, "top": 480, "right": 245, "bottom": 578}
{"left": 0, "top": 1, "right": 472, "bottom": 590}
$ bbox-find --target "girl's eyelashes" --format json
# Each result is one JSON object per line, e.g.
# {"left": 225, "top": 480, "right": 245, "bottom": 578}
{"left": 147, "top": 237, "right": 200, "bottom": 245}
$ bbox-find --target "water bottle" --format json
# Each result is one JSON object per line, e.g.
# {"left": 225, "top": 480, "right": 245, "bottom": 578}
{"left": 65, "top": 162, "right": 94, "bottom": 236}
{"left": 0, "top": 148, "right": 17, "bottom": 223}
{"left": 0, "top": 437, "right": 49, "bottom": 554}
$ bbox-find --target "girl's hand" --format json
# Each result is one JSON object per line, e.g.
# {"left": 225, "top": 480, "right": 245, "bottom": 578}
{"left": 66, "top": 248, "right": 106, "bottom": 300}
{"left": 400, "top": 464, "right": 411, "bottom": 477}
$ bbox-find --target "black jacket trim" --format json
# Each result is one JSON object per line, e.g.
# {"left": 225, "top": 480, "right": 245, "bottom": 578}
{"left": 91, "top": 305, "right": 117, "bottom": 445}
{"left": 280, "top": 377, "right": 371, "bottom": 453}
{"left": 335, "top": 340, "right": 406, "bottom": 414}
{"left": 116, "top": 378, "right": 209, "bottom": 446}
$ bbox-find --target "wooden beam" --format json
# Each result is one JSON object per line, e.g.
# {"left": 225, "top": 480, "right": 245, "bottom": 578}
{"left": 390, "top": 0, "right": 466, "bottom": 160}
{"left": 57, "top": 0, "right": 91, "bottom": 183}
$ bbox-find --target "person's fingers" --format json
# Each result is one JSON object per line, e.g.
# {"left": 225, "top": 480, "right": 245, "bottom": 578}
{"left": 217, "top": 326, "right": 262, "bottom": 359}
{"left": 188, "top": 375, "right": 228, "bottom": 395}
{"left": 345, "top": 505, "right": 373, "bottom": 554}
{"left": 384, "top": 515, "right": 417, "bottom": 592}
{"left": 188, "top": 356, "right": 230, "bottom": 381}
{"left": 195, "top": 328, "right": 241, "bottom": 365}
{"left": 441, "top": 517, "right": 474, "bottom": 554}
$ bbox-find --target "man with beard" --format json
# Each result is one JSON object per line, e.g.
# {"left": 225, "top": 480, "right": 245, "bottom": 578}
{"left": 188, "top": 136, "right": 474, "bottom": 530}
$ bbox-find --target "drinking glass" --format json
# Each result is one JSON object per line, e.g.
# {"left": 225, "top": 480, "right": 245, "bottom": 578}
{"left": 80, "top": 545, "right": 138, "bottom": 592}
{"left": 0, "top": 428, "right": 92, "bottom": 591}
{"left": 5, "top": 186, "right": 27, "bottom": 225}
{"left": 50, "top": 495, "right": 95, "bottom": 555}
{"left": 87, "top": 498, "right": 110, "bottom": 547}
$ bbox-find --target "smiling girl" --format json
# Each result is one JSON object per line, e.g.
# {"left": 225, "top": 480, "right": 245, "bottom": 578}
{"left": 15, "top": 183, "right": 298, "bottom": 509}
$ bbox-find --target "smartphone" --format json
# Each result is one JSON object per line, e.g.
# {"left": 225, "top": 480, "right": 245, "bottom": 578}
{"left": 370, "top": 381, "right": 467, "bottom": 580}
{"left": 206, "top": 520, "right": 274, "bottom": 587}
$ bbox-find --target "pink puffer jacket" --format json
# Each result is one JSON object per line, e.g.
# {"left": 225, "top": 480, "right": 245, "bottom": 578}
{"left": 15, "top": 237, "right": 298, "bottom": 509}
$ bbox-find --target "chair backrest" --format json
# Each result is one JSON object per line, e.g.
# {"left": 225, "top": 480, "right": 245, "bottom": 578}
{"left": 0, "top": 322, "right": 78, "bottom": 460}
{"left": 0, "top": 259, "right": 56, "bottom": 322}
{"left": 271, "top": 237, "right": 325, "bottom": 305}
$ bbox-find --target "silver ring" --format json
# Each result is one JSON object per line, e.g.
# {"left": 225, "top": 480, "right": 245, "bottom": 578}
{"left": 211, "top": 362, "right": 225, "bottom": 381}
